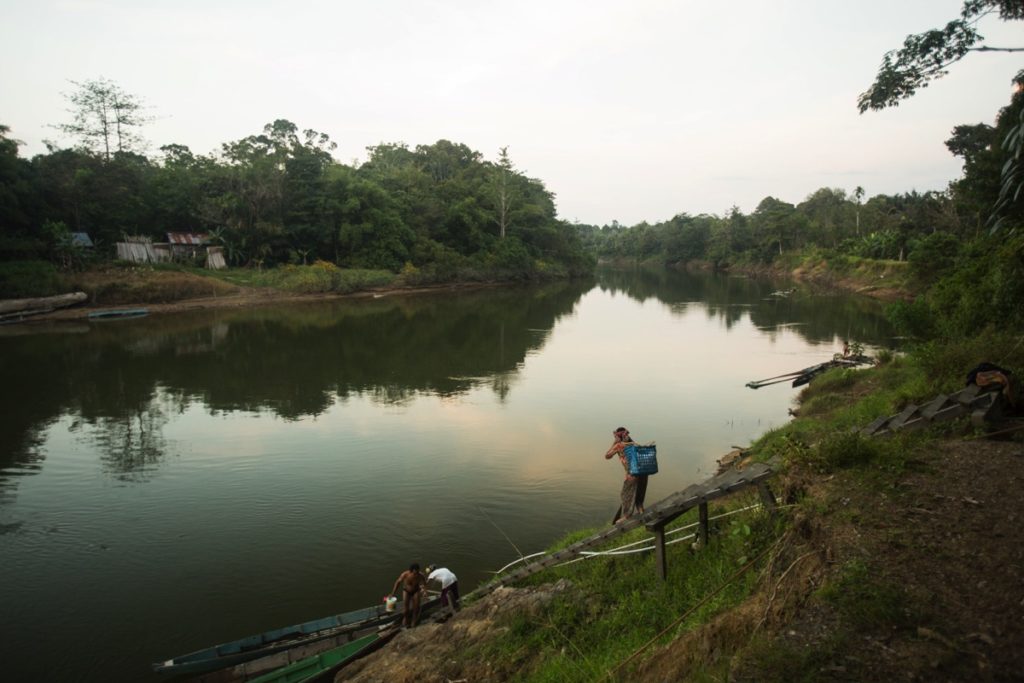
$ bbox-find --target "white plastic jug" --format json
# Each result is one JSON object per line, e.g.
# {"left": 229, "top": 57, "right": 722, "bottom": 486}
{"left": 384, "top": 596, "right": 398, "bottom": 612}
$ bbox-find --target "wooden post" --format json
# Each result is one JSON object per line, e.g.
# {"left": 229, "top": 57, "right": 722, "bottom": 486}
{"left": 653, "top": 524, "right": 667, "bottom": 581}
{"left": 697, "top": 502, "right": 709, "bottom": 548}
{"left": 757, "top": 481, "right": 778, "bottom": 514}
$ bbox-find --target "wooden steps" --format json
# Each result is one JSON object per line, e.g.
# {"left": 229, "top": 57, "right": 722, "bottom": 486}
{"left": 860, "top": 384, "right": 1002, "bottom": 437}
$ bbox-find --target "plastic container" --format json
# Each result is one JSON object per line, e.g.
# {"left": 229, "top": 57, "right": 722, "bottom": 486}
{"left": 384, "top": 596, "right": 398, "bottom": 612}
{"left": 624, "top": 442, "right": 658, "bottom": 476}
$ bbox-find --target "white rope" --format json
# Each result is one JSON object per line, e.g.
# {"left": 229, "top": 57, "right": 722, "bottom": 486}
{"left": 555, "top": 532, "right": 700, "bottom": 567}
{"left": 492, "top": 551, "right": 547, "bottom": 575}
{"left": 490, "top": 503, "right": 767, "bottom": 573}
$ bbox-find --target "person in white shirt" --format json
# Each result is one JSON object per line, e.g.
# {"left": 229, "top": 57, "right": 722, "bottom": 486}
{"left": 425, "top": 564, "right": 460, "bottom": 612}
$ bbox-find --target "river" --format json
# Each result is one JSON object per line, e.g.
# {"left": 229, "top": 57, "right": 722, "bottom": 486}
{"left": 0, "top": 267, "right": 895, "bottom": 681}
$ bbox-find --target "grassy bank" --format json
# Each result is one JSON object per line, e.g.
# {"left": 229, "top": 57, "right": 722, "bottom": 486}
{"left": 441, "top": 330, "right": 1023, "bottom": 682}
{"left": 1, "top": 258, "right": 586, "bottom": 306}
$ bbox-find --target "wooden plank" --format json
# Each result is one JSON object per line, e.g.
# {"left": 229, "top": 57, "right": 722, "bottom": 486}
{"left": 920, "top": 394, "right": 952, "bottom": 419}
{"left": 466, "top": 465, "right": 777, "bottom": 603}
{"left": 860, "top": 415, "right": 890, "bottom": 435}
{"left": 757, "top": 482, "right": 778, "bottom": 513}
{"left": 971, "top": 392, "right": 1001, "bottom": 428}
{"left": 953, "top": 384, "right": 981, "bottom": 404}
{"left": 929, "top": 404, "right": 967, "bottom": 423}
{"left": 697, "top": 503, "right": 709, "bottom": 548}
{"left": 888, "top": 404, "right": 922, "bottom": 430}
{"left": 653, "top": 526, "right": 667, "bottom": 581}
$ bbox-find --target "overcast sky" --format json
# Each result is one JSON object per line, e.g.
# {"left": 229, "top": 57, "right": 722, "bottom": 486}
{"left": 1, "top": 1, "right": 1021, "bottom": 225}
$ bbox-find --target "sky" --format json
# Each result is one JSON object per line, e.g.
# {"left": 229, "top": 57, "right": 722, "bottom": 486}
{"left": 1, "top": 0, "right": 1021, "bottom": 226}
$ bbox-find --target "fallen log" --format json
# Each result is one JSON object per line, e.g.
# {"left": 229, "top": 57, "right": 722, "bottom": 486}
{"left": 0, "top": 292, "right": 87, "bottom": 316}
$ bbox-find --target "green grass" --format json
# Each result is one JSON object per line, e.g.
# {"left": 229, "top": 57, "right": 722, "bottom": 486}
{"left": 468, "top": 495, "right": 782, "bottom": 682}
{"left": 159, "top": 261, "right": 397, "bottom": 294}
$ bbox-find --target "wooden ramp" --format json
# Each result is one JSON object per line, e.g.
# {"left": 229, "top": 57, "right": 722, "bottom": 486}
{"left": 463, "top": 462, "right": 776, "bottom": 603}
{"left": 859, "top": 384, "right": 1002, "bottom": 437}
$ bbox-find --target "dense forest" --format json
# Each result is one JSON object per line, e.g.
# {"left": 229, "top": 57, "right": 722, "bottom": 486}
{"left": 1, "top": 0, "right": 1023, "bottom": 344}
{"left": 577, "top": 82, "right": 1024, "bottom": 338}
{"left": 0, "top": 103, "right": 593, "bottom": 284}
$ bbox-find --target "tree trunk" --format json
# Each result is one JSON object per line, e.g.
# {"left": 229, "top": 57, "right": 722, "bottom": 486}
{"left": 0, "top": 292, "right": 88, "bottom": 315}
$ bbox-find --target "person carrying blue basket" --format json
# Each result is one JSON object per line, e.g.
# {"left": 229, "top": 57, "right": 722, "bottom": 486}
{"left": 605, "top": 426, "right": 653, "bottom": 524}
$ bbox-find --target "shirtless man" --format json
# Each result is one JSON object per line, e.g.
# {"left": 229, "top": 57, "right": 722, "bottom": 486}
{"left": 389, "top": 563, "right": 427, "bottom": 627}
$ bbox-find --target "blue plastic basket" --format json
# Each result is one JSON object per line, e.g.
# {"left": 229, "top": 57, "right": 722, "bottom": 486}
{"left": 624, "top": 442, "right": 658, "bottom": 476}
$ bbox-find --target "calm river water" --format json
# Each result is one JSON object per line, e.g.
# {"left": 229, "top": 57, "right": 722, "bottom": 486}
{"left": 0, "top": 267, "right": 894, "bottom": 681}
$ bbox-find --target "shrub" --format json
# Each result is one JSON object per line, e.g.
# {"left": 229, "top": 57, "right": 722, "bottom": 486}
{"left": 0, "top": 260, "right": 63, "bottom": 298}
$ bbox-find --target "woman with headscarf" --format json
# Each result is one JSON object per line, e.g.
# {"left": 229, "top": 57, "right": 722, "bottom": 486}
{"left": 605, "top": 426, "right": 646, "bottom": 524}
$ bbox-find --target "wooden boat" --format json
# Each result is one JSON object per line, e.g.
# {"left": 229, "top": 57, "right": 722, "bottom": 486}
{"left": 153, "top": 603, "right": 395, "bottom": 676}
{"left": 248, "top": 631, "right": 393, "bottom": 683}
{"left": 155, "top": 596, "right": 439, "bottom": 678}
{"left": 88, "top": 307, "right": 148, "bottom": 320}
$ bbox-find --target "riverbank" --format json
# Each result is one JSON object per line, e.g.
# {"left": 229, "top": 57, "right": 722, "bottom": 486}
{"left": 4, "top": 264, "right": 523, "bottom": 322}
{"left": 695, "top": 253, "right": 917, "bottom": 303}
{"left": 334, "top": 337, "right": 1023, "bottom": 682}
{"left": 7, "top": 252, "right": 913, "bottom": 324}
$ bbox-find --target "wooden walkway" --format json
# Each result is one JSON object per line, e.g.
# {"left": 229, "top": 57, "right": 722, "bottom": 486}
{"left": 859, "top": 384, "right": 1002, "bottom": 437}
{"left": 462, "top": 462, "right": 776, "bottom": 603}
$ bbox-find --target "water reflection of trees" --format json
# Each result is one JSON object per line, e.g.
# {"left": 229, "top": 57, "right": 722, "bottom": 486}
{"left": 0, "top": 270, "right": 894, "bottom": 485}
{"left": 77, "top": 406, "right": 170, "bottom": 482}
{"left": 597, "top": 266, "right": 896, "bottom": 347}
{"left": 0, "top": 281, "right": 589, "bottom": 482}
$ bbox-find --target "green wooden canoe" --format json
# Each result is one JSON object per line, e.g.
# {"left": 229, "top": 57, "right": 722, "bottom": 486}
{"left": 249, "top": 632, "right": 385, "bottom": 683}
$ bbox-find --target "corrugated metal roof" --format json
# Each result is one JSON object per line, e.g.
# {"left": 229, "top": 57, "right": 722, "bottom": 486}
{"left": 166, "top": 232, "right": 209, "bottom": 245}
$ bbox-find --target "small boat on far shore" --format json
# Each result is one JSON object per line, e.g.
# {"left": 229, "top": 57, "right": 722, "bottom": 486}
{"left": 87, "top": 308, "right": 148, "bottom": 321}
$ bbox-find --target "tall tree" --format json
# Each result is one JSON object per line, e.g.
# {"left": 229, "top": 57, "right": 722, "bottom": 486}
{"left": 0, "top": 124, "right": 35, "bottom": 237}
{"left": 853, "top": 186, "right": 865, "bottom": 236}
{"left": 858, "top": 1, "right": 1024, "bottom": 113}
{"left": 54, "top": 77, "right": 150, "bottom": 160}
{"left": 491, "top": 147, "right": 517, "bottom": 239}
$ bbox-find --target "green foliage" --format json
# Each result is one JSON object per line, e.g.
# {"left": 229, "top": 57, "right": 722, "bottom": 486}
{"left": 907, "top": 231, "right": 961, "bottom": 283}
{"left": 804, "top": 432, "right": 897, "bottom": 473}
{"left": 913, "top": 330, "right": 1024, "bottom": 392}
{"left": 857, "top": 1, "right": 1024, "bottom": 113}
{"left": 470, "top": 498, "right": 780, "bottom": 683}
{"left": 243, "top": 261, "right": 395, "bottom": 294}
{"left": 0, "top": 260, "right": 63, "bottom": 298}
{"left": 909, "top": 233, "right": 1024, "bottom": 337}
{"left": 886, "top": 297, "right": 937, "bottom": 340}
{"left": 1, "top": 103, "right": 589, "bottom": 288}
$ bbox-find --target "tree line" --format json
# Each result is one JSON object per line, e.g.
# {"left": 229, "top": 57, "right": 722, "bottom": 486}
{"left": 579, "top": 75, "right": 1024, "bottom": 339}
{"left": 0, "top": 82, "right": 592, "bottom": 281}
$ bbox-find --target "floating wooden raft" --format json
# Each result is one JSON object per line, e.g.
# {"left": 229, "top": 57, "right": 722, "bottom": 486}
{"left": 859, "top": 384, "right": 1002, "bottom": 437}
{"left": 746, "top": 356, "right": 873, "bottom": 389}
{"left": 463, "top": 462, "right": 776, "bottom": 599}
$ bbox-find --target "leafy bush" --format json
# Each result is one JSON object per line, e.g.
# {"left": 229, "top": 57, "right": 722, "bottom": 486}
{"left": 488, "top": 236, "right": 535, "bottom": 278}
{"left": 907, "top": 231, "right": 960, "bottom": 283}
{"left": 0, "top": 260, "right": 63, "bottom": 298}
{"left": 886, "top": 297, "right": 937, "bottom": 340}
{"left": 239, "top": 261, "right": 396, "bottom": 294}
